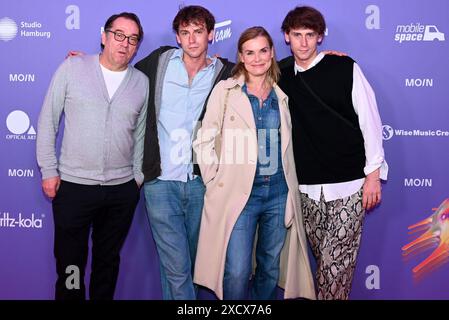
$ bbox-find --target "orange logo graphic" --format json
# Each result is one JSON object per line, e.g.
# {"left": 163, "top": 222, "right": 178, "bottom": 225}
{"left": 402, "top": 198, "right": 449, "bottom": 278}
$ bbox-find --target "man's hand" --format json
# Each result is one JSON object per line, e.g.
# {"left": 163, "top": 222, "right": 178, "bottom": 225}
{"left": 322, "top": 50, "right": 347, "bottom": 56}
{"left": 42, "top": 176, "right": 61, "bottom": 199}
{"left": 66, "top": 50, "right": 85, "bottom": 59}
{"left": 362, "top": 169, "right": 381, "bottom": 211}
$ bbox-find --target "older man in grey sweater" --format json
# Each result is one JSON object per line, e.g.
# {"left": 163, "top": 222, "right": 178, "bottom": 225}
{"left": 36, "top": 12, "right": 148, "bottom": 300}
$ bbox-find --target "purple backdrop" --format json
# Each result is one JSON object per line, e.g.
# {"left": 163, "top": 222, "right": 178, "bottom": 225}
{"left": 1, "top": 0, "right": 448, "bottom": 299}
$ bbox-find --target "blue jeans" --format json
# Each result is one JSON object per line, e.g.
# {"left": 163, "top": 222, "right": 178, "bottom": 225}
{"left": 223, "top": 174, "right": 288, "bottom": 300}
{"left": 143, "top": 177, "right": 205, "bottom": 300}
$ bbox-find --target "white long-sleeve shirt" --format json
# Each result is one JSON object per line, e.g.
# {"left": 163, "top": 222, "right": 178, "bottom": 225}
{"left": 294, "top": 52, "right": 388, "bottom": 201}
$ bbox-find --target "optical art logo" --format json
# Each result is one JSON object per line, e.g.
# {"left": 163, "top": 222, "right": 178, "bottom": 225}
{"left": 402, "top": 199, "right": 449, "bottom": 279}
{"left": 212, "top": 20, "right": 232, "bottom": 44}
{"left": 395, "top": 23, "right": 445, "bottom": 43}
{"left": 0, "top": 212, "right": 45, "bottom": 229}
{"left": 0, "top": 17, "right": 18, "bottom": 41}
{"left": 5, "top": 110, "right": 36, "bottom": 141}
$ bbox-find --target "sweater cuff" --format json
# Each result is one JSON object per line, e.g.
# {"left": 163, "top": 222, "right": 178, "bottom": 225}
{"left": 41, "top": 169, "right": 59, "bottom": 180}
{"left": 134, "top": 171, "right": 144, "bottom": 186}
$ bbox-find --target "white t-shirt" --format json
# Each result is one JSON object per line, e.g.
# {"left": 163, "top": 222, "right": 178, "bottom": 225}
{"left": 100, "top": 65, "right": 128, "bottom": 99}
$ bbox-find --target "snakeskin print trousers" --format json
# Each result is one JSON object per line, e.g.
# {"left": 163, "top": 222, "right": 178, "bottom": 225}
{"left": 301, "top": 188, "right": 365, "bottom": 300}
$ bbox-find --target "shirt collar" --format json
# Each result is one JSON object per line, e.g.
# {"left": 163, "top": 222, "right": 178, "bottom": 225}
{"left": 242, "top": 83, "right": 278, "bottom": 103}
{"left": 294, "top": 52, "right": 325, "bottom": 74}
{"left": 171, "top": 48, "right": 217, "bottom": 69}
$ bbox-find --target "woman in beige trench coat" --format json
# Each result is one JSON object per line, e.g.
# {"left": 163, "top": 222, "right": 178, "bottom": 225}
{"left": 193, "top": 27, "right": 315, "bottom": 300}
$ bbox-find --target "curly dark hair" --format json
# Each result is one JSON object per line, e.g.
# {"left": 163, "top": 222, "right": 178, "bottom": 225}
{"left": 281, "top": 6, "right": 326, "bottom": 36}
{"left": 172, "top": 5, "right": 215, "bottom": 33}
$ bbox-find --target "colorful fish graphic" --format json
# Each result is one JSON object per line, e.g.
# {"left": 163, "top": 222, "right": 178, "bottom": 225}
{"left": 402, "top": 198, "right": 449, "bottom": 277}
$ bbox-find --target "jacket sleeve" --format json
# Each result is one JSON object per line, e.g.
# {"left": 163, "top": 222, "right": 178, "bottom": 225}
{"left": 36, "top": 59, "right": 70, "bottom": 180}
{"left": 133, "top": 76, "right": 149, "bottom": 185}
{"left": 193, "top": 81, "right": 225, "bottom": 185}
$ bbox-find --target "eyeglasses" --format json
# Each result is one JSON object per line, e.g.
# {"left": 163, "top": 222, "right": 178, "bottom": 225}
{"left": 106, "top": 30, "right": 139, "bottom": 46}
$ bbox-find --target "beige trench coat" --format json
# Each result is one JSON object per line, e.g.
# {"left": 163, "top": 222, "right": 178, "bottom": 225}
{"left": 193, "top": 76, "right": 315, "bottom": 300}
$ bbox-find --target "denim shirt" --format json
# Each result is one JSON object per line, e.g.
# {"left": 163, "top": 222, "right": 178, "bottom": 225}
{"left": 242, "top": 85, "right": 284, "bottom": 185}
{"left": 158, "top": 49, "right": 217, "bottom": 182}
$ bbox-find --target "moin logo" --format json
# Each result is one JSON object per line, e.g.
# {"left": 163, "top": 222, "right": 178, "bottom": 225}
{"left": 382, "top": 124, "right": 449, "bottom": 140}
{"left": 405, "top": 78, "right": 433, "bottom": 87}
{"left": 5, "top": 110, "right": 36, "bottom": 141}
{"left": 404, "top": 178, "right": 432, "bottom": 188}
{"left": 9, "top": 73, "right": 35, "bottom": 82}
{"left": 8, "top": 168, "right": 34, "bottom": 177}
{"left": 402, "top": 198, "right": 449, "bottom": 279}
{"left": 212, "top": 20, "right": 232, "bottom": 44}
{"left": 0, "top": 212, "right": 44, "bottom": 228}
{"left": 395, "top": 23, "right": 445, "bottom": 43}
{"left": 0, "top": 17, "right": 18, "bottom": 41}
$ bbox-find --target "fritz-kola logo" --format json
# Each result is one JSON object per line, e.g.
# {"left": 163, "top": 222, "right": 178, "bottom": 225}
{"left": 395, "top": 23, "right": 445, "bottom": 43}
{"left": 402, "top": 199, "right": 449, "bottom": 279}
{"left": 5, "top": 110, "right": 36, "bottom": 140}
{"left": 0, "top": 212, "right": 44, "bottom": 228}
{"left": 212, "top": 20, "right": 232, "bottom": 44}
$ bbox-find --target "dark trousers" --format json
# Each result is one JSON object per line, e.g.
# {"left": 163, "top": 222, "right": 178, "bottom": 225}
{"left": 52, "top": 179, "right": 140, "bottom": 300}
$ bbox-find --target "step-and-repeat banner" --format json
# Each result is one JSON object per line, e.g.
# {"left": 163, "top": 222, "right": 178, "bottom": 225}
{"left": 1, "top": 0, "right": 448, "bottom": 299}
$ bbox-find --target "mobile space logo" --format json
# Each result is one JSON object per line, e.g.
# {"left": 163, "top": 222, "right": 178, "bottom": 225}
{"left": 395, "top": 23, "right": 445, "bottom": 43}
{"left": 5, "top": 110, "right": 36, "bottom": 141}
{"left": 212, "top": 20, "right": 232, "bottom": 44}
{"left": 0, "top": 17, "right": 18, "bottom": 41}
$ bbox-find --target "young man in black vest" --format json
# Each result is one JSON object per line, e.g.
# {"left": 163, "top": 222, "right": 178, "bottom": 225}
{"left": 278, "top": 6, "right": 388, "bottom": 300}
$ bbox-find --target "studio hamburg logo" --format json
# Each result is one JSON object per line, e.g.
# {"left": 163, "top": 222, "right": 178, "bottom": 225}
{"left": 0, "top": 17, "right": 18, "bottom": 41}
{"left": 402, "top": 198, "right": 449, "bottom": 279}
{"left": 5, "top": 110, "right": 36, "bottom": 140}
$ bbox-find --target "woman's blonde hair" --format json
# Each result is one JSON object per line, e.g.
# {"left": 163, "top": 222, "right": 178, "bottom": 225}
{"left": 231, "top": 26, "right": 280, "bottom": 84}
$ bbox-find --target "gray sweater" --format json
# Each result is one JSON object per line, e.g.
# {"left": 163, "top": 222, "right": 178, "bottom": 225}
{"left": 36, "top": 54, "right": 148, "bottom": 185}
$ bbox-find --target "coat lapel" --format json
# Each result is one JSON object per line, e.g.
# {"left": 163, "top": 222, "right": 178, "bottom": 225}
{"left": 223, "top": 75, "right": 256, "bottom": 130}
{"left": 229, "top": 89, "right": 257, "bottom": 130}
{"left": 274, "top": 84, "right": 291, "bottom": 159}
